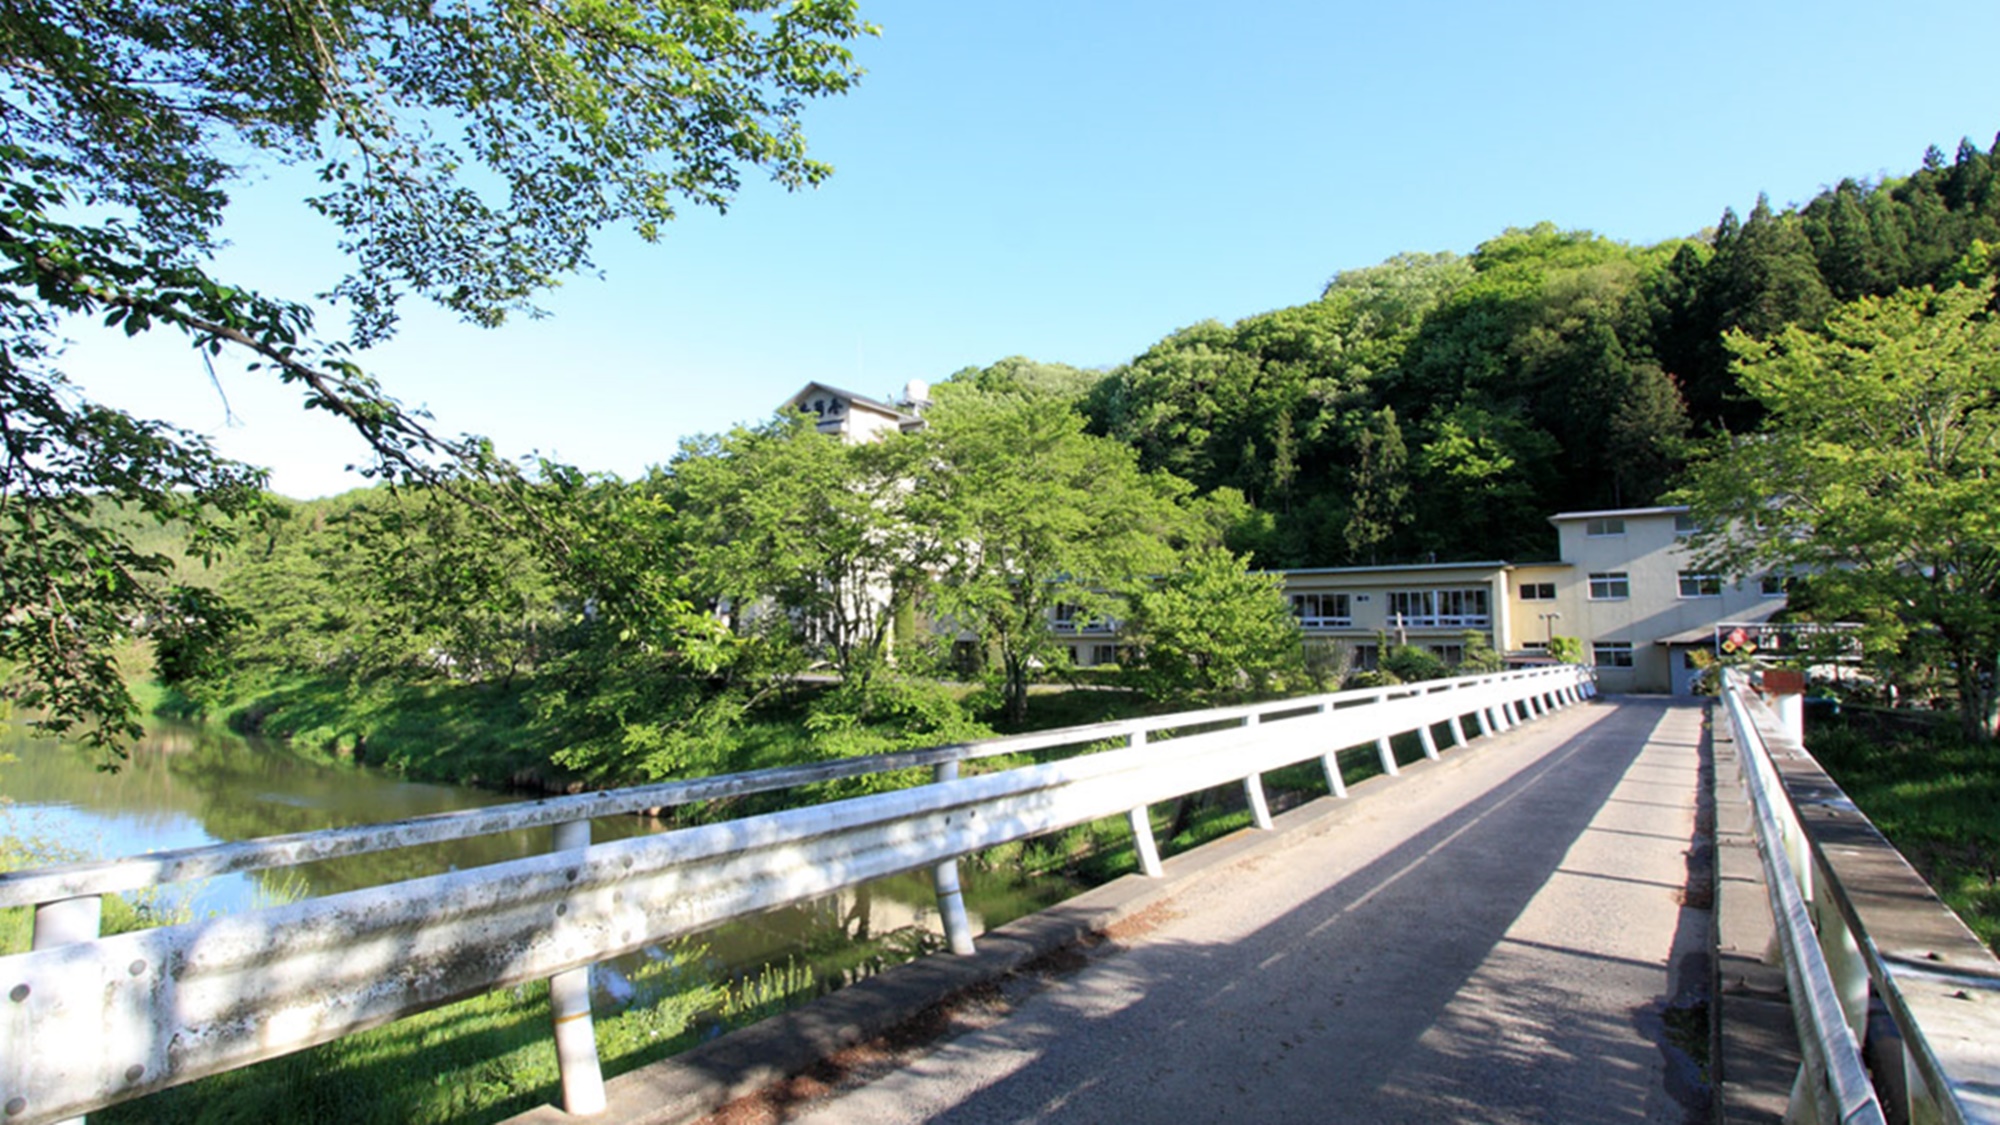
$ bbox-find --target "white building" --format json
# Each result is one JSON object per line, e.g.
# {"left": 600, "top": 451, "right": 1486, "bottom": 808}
{"left": 1274, "top": 506, "right": 1792, "bottom": 694}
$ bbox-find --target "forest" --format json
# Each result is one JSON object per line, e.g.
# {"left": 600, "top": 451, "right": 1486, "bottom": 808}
{"left": 20, "top": 132, "right": 2000, "bottom": 785}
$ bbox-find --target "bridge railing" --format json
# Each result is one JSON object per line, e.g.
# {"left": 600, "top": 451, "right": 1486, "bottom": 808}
{"left": 1718, "top": 670, "right": 2000, "bottom": 1125}
{"left": 1, "top": 665, "right": 1592, "bottom": 1125}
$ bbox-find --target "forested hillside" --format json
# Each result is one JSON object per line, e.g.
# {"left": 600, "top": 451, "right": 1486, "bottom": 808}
{"left": 35, "top": 131, "right": 2000, "bottom": 783}
{"left": 1078, "top": 135, "right": 2000, "bottom": 566}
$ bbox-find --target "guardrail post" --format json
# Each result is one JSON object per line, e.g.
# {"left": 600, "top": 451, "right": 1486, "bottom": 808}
{"left": 1241, "top": 714, "right": 1274, "bottom": 829}
{"left": 1316, "top": 705, "right": 1348, "bottom": 797}
{"left": 548, "top": 819, "right": 606, "bottom": 1116}
{"left": 1416, "top": 724, "right": 1440, "bottom": 761}
{"left": 1812, "top": 864, "right": 1871, "bottom": 1042}
{"left": 1242, "top": 774, "right": 1275, "bottom": 830}
{"left": 32, "top": 894, "right": 102, "bottom": 1125}
{"left": 932, "top": 762, "right": 978, "bottom": 955}
{"left": 1448, "top": 714, "right": 1468, "bottom": 747}
{"left": 1374, "top": 735, "right": 1399, "bottom": 777}
{"left": 1127, "top": 806, "right": 1164, "bottom": 877}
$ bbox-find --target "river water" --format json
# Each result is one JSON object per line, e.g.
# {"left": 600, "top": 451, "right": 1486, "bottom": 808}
{"left": 0, "top": 719, "right": 1078, "bottom": 996}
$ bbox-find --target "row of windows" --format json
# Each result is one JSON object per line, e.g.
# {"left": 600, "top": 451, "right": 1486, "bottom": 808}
{"left": 1518, "top": 573, "right": 1793, "bottom": 601}
{"left": 1584, "top": 513, "right": 1702, "bottom": 537}
{"left": 1291, "top": 588, "right": 1490, "bottom": 628}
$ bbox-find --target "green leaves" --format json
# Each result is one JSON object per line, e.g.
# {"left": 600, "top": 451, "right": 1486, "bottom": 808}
{"left": 1678, "top": 281, "right": 2000, "bottom": 741}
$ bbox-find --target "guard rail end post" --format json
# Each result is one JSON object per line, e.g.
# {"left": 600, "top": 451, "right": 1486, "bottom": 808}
{"left": 548, "top": 819, "right": 606, "bottom": 1116}
{"left": 32, "top": 893, "right": 102, "bottom": 1125}
{"left": 931, "top": 761, "right": 977, "bottom": 955}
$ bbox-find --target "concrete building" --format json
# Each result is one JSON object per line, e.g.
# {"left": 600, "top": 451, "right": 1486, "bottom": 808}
{"left": 780, "top": 381, "right": 929, "bottom": 444}
{"left": 1272, "top": 506, "right": 1791, "bottom": 694}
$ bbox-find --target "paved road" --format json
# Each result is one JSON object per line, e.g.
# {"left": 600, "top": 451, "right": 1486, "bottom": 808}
{"left": 794, "top": 697, "right": 1709, "bottom": 1125}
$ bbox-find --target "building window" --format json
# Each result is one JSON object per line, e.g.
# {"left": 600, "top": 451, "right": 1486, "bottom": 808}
{"left": 1091, "top": 644, "right": 1117, "bottom": 666}
{"left": 1290, "top": 592, "right": 1352, "bottom": 627}
{"left": 1674, "top": 513, "right": 1698, "bottom": 535}
{"left": 1429, "top": 644, "right": 1465, "bottom": 665}
{"left": 1588, "top": 572, "right": 1629, "bottom": 600}
{"left": 1585, "top": 517, "right": 1626, "bottom": 537}
{"left": 1760, "top": 575, "right": 1793, "bottom": 597}
{"left": 1521, "top": 640, "right": 1549, "bottom": 653}
{"left": 1517, "top": 581, "right": 1556, "bottom": 600}
{"left": 1387, "top": 587, "right": 1489, "bottom": 627}
{"left": 1353, "top": 644, "right": 1380, "bottom": 670}
{"left": 1677, "top": 572, "right": 1723, "bottom": 598}
{"left": 1593, "top": 641, "right": 1635, "bottom": 667}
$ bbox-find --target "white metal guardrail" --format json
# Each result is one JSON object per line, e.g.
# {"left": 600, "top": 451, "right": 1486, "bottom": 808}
{"left": 1719, "top": 670, "right": 2000, "bottom": 1125}
{"left": 1, "top": 665, "right": 1592, "bottom": 1124}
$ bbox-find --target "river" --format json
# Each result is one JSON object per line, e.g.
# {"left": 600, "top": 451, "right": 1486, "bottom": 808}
{"left": 0, "top": 718, "right": 1078, "bottom": 999}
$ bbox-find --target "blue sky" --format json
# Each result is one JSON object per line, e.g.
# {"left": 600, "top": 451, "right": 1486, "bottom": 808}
{"left": 61, "top": 0, "right": 2000, "bottom": 497}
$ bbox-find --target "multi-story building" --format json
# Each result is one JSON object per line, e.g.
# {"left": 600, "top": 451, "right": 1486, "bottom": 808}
{"left": 1274, "top": 506, "right": 1790, "bottom": 694}
{"left": 780, "top": 381, "right": 929, "bottom": 443}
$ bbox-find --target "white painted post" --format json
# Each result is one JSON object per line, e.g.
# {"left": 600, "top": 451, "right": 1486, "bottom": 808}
{"left": 1243, "top": 774, "right": 1275, "bottom": 830}
{"left": 548, "top": 819, "right": 606, "bottom": 1116}
{"left": 932, "top": 761, "right": 977, "bottom": 955}
{"left": 1375, "top": 735, "right": 1399, "bottom": 776}
{"left": 1315, "top": 703, "right": 1347, "bottom": 797}
{"left": 31, "top": 894, "right": 101, "bottom": 950}
{"left": 1473, "top": 707, "right": 1492, "bottom": 738}
{"left": 1448, "top": 715, "right": 1469, "bottom": 747}
{"left": 1127, "top": 806, "right": 1164, "bottom": 877}
{"left": 31, "top": 895, "right": 102, "bottom": 1125}
{"left": 1320, "top": 750, "right": 1348, "bottom": 798}
{"left": 1813, "top": 864, "right": 1870, "bottom": 1042}
{"left": 1417, "top": 724, "right": 1440, "bottom": 761}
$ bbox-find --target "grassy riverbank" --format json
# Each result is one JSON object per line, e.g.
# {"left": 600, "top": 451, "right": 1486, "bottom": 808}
{"left": 1807, "top": 714, "right": 2000, "bottom": 955}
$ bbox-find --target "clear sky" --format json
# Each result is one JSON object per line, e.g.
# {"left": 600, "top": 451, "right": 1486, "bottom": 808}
{"left": 59, "top": 0, "right": 2000, "bottom": 498}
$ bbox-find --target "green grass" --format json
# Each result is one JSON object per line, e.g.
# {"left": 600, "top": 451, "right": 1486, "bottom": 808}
{"left": 1806, "top": 717, "right": 2000, "bottom": 955}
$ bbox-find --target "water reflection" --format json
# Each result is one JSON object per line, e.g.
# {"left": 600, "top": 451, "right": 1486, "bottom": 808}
{"left": 0, "top": 719, "right": 1079, "bottom": 986}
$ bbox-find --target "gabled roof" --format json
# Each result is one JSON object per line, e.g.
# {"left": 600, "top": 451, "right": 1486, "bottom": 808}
{"left": 781, "top": 381, "right": 917, "bottom": 423}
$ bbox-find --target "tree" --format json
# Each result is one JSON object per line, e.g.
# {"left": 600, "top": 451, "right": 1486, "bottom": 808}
{"left": 1342, "top": 406, "right": 1408, "bottom": 564}
{"left": 0, "top": 1, "right": 873, "bottom": 751}
{"left": 1677, "top": 282, "right": 2000, "bottom": 743}
{"left": 669, "top": 412, "right": 915, "bottom": 695}
{"left": 1604, "top": 363, "right": 1690, "bottom": 506}
{"left": 910, "top": 389, "right": 1185, "bottom": 725}
{"left": 1124, "top": 547, "right": 1304, "bottom": 705}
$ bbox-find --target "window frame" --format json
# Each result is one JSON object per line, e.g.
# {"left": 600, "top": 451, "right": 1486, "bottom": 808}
{"left": 1585, "top": 517, "right": 1626, "bottom": 537}
{"left": 1677, "top": 572, "right": 1724, "bottom": 598}
{"left": 1592, "top": 641, "right": 1635, "bottom": 668}
{"left": 1587, "top": 572, "right": 1630, "bottom": 600}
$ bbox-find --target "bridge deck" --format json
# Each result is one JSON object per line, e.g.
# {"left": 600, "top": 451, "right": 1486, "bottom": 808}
{"left": 787, "top": 696, "right": 1709, "bottom": 1124}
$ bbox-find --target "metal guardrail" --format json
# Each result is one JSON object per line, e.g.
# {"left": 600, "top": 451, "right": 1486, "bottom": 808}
{"left": 1718, "top": 670, "right": 2000, "bottom": 1125}
{"left": 1, "top": 665, "right": 1593, "bottom": 1125}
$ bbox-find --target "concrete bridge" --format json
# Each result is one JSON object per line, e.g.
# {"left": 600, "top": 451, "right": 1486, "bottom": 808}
{"left": 5, "top": 669, "right": 1996, "bottom": 1125}
{"left": 558, "top": 695, "right": 1713, "bottom": 1125}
